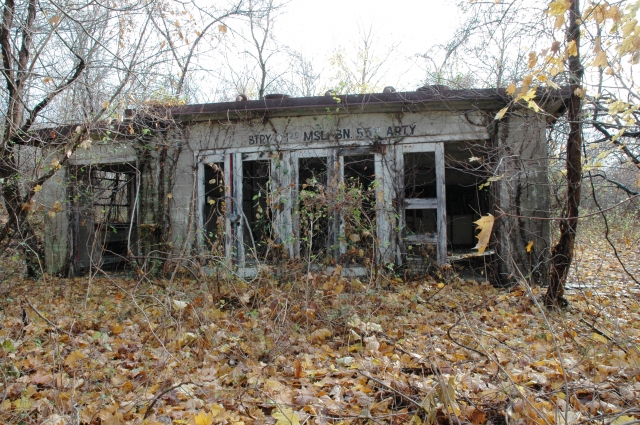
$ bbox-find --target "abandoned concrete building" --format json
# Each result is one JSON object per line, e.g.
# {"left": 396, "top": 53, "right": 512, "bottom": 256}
{"left": 39, "top": 87, "right": 569, "bottom": 283}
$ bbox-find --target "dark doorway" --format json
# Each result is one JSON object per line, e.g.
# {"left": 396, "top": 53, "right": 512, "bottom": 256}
{"left": 72, "top": 163, "right": 137, "bottom": 273}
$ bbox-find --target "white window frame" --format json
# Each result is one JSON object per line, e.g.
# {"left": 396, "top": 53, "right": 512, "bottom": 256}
{"left": 399, "top": 142, "right": 447, "bottom": 264}
{"left": 291, "top": 148, "right": 331, "bottom": 259}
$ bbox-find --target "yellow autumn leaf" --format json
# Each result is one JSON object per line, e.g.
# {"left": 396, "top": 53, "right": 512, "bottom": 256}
{"left": 589, "top": 3, "right": 607, "bottom": 24}
{"left": 611, "top": 415, "right": 637, "bottom": 425}
{"left": 547, "top": 80, "right": 561, "bottom": 89}
{"left": 495, "top": 107, "right": 509, "bottom": 120}
{"left": 33, "top": 185, "right": 42, "bottom": 193}
{"left": 65, "top": 350, "right": 86, "bottom": 368}
{"left": 167, "top": 193, "right": 173, "bottom": 199}
{"left": 210, "top": 404, "right": 225, "bottom": 417}
{"left": 193, "top": 410, "right": 213, "bottom": 425}
{"left": 528, "top": 52, "right": 538, "bottom": 68}
{"left": 473, "top": 214, "right": 495, "bottom": 254}
{"left": 308, "top": 328, "right": 332, "bottom": 343}
{"left": 526, "top": 240, "right": 534, "bottom": 253}
{"left": 521, "top": 87, "right": 537, "bottom": 102}
{"left": 548, "top": 0, "right": 570, "bottom": 16}
{"left": 606, "top": 5, "right": 621, "bottom": 22}
{"left": 101, "top": 100, "right": 110, "bottom": 109}
{"left": 272, "top": 407, "right": 301, "bottom": 425}
{"left": 593, "top": 51, "right": 608, "bottom": 67}
{"left": 218, "top": 24, "right": 227, "bottom": 33}
{"left": 506, "top": 83, "right": 516, "bottom": 95}
{"left": 13, "top": 397, "right": 32, "bottom": 412}
{"left": 554, "top": 14, "right": 565, "bottom": 29}
{"left": 567, "top": 40, "right": 578, "bottom": 57}
{"left": 592, "top": 333, "right": 608, "bottom": 343}
{"left": 528, "top": 100, "right": 541, "bottom": 112}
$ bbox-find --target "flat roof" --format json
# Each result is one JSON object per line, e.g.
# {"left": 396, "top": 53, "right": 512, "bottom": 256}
{"left": 164, "top": 88, "right": 512, "bottom": 122}
{"left": 34, "top": 86, "right": 571, "bottom": 145}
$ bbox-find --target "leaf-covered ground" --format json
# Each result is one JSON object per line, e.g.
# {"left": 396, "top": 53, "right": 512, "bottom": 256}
{"left": 1, "top": 224, "right": 640, "bottom": 424}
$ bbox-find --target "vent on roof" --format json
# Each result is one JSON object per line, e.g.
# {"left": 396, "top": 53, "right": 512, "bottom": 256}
{"left": 383, "top": 86, "right": 396, "bottom": 93}
{"left": 236, "top": 94, "right": 248, "bottom": 102}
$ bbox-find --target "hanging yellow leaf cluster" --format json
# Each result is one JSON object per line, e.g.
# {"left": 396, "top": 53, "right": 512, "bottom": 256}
{"left": 498, "top": 0, "right": 640, "bottom": 124}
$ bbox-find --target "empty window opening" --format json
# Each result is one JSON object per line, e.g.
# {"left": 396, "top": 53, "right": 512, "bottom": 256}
{"left": 203, "top": 162, "right": 225, "bottom": 251}
{"left": 242, "top": 159, "right": 271, "bottom": 261}
{"left": 341, "top": 154, "right": 376, "bottom": 263}
{"left": 404, "top": 151, "right": 437, "bottom": 239}
{"left": 73, "top": 164, "right": 137, "bottom": 272}
{"left": 298, "top": 156, "right": 329, "bottom": 261}
{"left": 445, "top": 167, "right": 489, "bottom": 251}
{"left": 92, "top": 167, "right": 136, "bottom": 269}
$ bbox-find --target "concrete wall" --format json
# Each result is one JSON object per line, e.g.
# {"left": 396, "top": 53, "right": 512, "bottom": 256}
{"left": 493, "top": 111, "right": 550, "bottom": 285}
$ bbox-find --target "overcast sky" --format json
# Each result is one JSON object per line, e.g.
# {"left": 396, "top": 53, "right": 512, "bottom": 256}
{"left": 276, "top": 0, "right": 461, "bottom": 90}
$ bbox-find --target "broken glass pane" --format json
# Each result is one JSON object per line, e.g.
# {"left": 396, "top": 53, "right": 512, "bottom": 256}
{"left": 340, "top": 154, "right": 376, "bottom": 263}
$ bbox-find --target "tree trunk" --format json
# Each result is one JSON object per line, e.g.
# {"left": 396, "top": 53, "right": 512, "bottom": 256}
{"left": 0, "top": 165, "right": 44, "bottom": 278}
{"left": 546, "top": 0, "right": 584, "bottom": 307}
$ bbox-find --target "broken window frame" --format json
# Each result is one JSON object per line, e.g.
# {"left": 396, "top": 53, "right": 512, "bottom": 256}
{"left": 197, "top": 141, "right": 450, "bottom": 269}
{"left": 198, "top": 150, "right": 274, "bottom": 268}
{"left": 399, "top": 142, "right": 447, "bottom": 264}
{"left": 337, "top": 150, "right": 378, "bottom": 261}
{"left": 291, "top": 148, "right": 331, "bottom": 260}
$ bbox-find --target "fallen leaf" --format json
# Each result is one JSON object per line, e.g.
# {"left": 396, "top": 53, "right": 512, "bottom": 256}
{"left": 193, "top": 410, "right": 213, "bottom": 425}
{"left": 272, "top": 407, "right": 300, "bottom": 425}
{"left": 64, "top": 350, "right": 86, "bottom": 369}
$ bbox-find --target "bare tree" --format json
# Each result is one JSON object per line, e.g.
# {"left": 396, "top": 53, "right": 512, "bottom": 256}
{"left": 424, "top": 0, "right": 552, "bottom": 89}
{"left": 284, "top": 48, "right": 321, "bottom": 97}
{"left": 324, "top": 25, "right": 398, "bottom": 95}
{"left": 0, "top": 0, "right": 245, "bottom": 276}
{"left": 148, "top": 0, "right": 248, "bottom": 100}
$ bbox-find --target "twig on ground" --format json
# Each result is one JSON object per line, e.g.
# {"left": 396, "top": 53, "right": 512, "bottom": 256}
{"left": 23, "top": 297, "right": 72, "bottom": 337}
{"left": 356, "top": 370, "right": 424, "bottom": 411}
{"left": 580, "top": 318, "right": 628, "bottom": 353}
{"left": 143, "top": 381, "right": 192, "bottom": 420}
{"left": 447, "top": 317, "right": 488, "bottom": 358}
